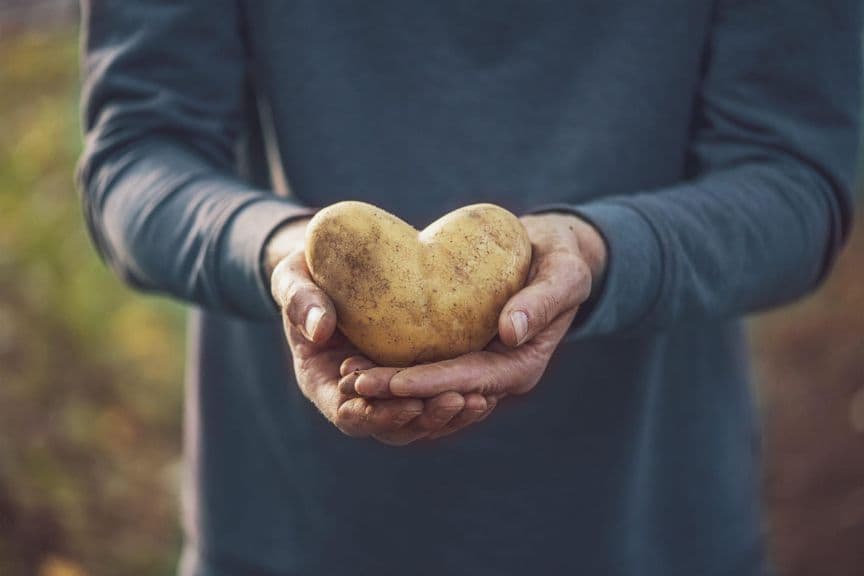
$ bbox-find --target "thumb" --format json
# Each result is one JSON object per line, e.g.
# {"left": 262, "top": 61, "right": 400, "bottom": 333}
{"left": 498, "top": 253, "right": 591, "bottom": 347}
{"left": 271, "top": 250, "right": 337, "bottom": 343}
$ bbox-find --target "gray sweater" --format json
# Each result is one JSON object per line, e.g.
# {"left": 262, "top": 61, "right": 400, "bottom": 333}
{"left": 79, "top": 1, "right": 861, "bottom": 574}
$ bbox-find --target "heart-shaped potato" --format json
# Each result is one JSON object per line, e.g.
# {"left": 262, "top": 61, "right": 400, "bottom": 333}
{"left": 305, "top": 201, "right": 532, "bottom": 366}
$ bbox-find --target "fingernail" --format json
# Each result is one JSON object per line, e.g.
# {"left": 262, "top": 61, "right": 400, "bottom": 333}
{"left": 305, "top": 306, "right": 324, "bottom": 340}
{"left": 510, "top": 311, "right": 528, "bottom": 346}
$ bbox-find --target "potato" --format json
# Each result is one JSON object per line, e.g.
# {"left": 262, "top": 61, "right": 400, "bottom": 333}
{"left": 305, "top": 201, "right": 532, "bottom": 366}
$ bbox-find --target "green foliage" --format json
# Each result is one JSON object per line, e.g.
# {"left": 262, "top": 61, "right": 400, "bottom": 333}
{"left": 0, "top": 31, "right": 185, "bottom": 576}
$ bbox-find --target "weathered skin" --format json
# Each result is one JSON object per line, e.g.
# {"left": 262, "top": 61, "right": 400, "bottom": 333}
{"left": 305, "top": 201, "right": 532, "bottom": 366}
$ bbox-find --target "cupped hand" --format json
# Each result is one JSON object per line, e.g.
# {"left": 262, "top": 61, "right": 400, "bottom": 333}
{"left": 345, "top": 213, "right": 607, "bottom": 434}
{"left": 268, "top": 219, "right": 495, "bottom": 445}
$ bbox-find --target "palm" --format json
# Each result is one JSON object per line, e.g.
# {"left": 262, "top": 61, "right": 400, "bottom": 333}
{"left": 288, "top": 326, "right": 356, "bottom": 406}
{"left": 482, "top": 308, "right": 577, "bottom": 394}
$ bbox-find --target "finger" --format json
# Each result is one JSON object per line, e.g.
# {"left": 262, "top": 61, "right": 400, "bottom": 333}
{"left": 429, "top": 395, "right": 502, "bottom": 442}
{"left": 354, "top": 367, "right": 404, "bottom": 398}
{"left": 334, "top": 397, "right": 424, "bottom": 437}
{"left": 271, "top": 251, "right": 337, "bottom": 344}
{"left": 498, "top": 251, "right": 591, "bottom": 347}
{"left": 337, "top": 371, "right": 361, "bottom": 396}
{"left": 371, "top": 392, "right": 465, "bottom": 446}
{"left": 337, "top": 355, "right": 378, "bottom": 395}
{"left": 427, "top": 393, "right": 490, "bottom": 440}
{"left": 389, "top": 351, "right": 510, "bottom": 398}
{"left": 416, "top": 392, "right": 466, "bottom": 430}
{"left": 476, "top": 394, "right": 501, "bottom": 422}
{"left": 340, "top": 355, "right": 375, "bottom": 377}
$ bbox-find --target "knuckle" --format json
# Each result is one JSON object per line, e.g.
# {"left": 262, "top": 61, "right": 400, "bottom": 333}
{"left": 556, "top": 250, "right": 580, "bottom": 273}
{"left": 537, "top": 292, "right": 560, "bottom": 326}
{"left": 282, "top": 249, "right": 309, "bottom": 277}
{"left": 334, "top": 406, "right": 364, "bottom": 437}
{"left": 563, "top": 252, "right": 589, "bottom": 283}
{"left": 270, "top": 257, "right": 298, "bottom": 299}
{"left": 286, "top": 283, "right": 311, "bottom": 318}
{"left": 571, "top": 259, "right": 592, "bottom": 299}
{"left": 355, "top": 403, "right": 376, "bottom": 428}
{"left": 478, "top": 373, "right": 497, "bottom": 395}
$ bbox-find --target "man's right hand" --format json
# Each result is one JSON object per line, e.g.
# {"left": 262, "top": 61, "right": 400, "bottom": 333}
{"left": 266, "top": 219, "right": 493, "bottom": 445}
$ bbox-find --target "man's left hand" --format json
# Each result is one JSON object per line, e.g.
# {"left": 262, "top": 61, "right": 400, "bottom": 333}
{"left": 343, "top": 212, "right": 607, "bottom": 439}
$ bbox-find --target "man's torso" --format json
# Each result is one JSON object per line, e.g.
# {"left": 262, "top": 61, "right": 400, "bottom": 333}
{"left": 184, "top": 3, "right": 765, "bottom": 574}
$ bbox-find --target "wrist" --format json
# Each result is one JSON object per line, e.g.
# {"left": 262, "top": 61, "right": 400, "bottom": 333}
{"left": 263, "top": 217, "right": 311, "bottom": 280}
{"left": 570, "top": 217, "right": 607, "bottom": 285}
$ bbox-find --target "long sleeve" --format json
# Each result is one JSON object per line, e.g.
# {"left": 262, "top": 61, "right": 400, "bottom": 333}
{"left": 77, "top": 0, "right": 313, "bottom": 320}
{"left": 543, "top": 0, "right": 862, "bottom": 337}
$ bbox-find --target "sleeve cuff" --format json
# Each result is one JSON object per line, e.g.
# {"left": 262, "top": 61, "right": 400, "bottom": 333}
{"left": 527, "top": 201, "right": 664, "bottom": 338}
{"left": 217, "top": 197, "right": 317, "bottom": 320}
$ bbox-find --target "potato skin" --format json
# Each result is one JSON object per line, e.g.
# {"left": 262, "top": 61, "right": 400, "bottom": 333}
{"left": 305, "top": 201, "right": 532, "bottom": 366}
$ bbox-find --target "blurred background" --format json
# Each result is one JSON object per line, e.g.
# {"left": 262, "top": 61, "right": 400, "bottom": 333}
{"left": 0, "top": 2, "right": 862, "bottom": 575}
